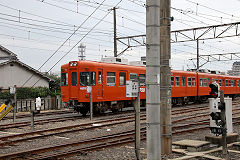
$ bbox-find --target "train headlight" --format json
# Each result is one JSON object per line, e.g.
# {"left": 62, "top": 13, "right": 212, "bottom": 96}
{"left": 70, "top": 61, "right": 77, "bottom": 67}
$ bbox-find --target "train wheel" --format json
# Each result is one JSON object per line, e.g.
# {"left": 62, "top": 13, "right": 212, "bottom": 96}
{"left": 79, "top": 107, "right": 89, "bottom": 116}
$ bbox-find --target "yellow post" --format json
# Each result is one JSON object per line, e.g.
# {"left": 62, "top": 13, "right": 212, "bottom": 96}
{"left": 0, "top": 104, "right": 7, "bottom": 113}
{"left": 0, "top": 105, "right": 13, "bottom": 120}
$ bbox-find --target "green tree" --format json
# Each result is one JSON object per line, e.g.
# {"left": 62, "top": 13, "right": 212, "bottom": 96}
{"left": 48, "top": 74, "right": 61, "bottom": 95}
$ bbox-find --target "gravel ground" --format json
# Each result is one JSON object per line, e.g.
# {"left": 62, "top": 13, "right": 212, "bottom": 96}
{"left": 0, "top": 104, "right": 239, "bottom": 160}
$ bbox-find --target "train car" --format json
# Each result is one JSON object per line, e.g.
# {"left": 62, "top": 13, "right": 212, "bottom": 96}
{"left": 61, "top": 60, "right": 240, "bottom": 115}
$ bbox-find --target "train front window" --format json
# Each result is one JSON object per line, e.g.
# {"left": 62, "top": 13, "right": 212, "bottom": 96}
{"left": 80, "top": 72, "right": 96, "bottom": 86}
{"left": 72, "top": 72, "right": 77, "bottom": 86}
{"left": 61, "top": 73, "right": 68, "bottom": 86}
{"left": 139, "top": 74, "right": 146, "bottom": 86}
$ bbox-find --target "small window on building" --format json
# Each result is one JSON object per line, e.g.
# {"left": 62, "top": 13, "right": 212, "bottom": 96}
{"left": 175, "top": 77, "right": 180, "bottom": 86}
{"left": 139, "top": 74, "right": 146, "bottom": 86}
{"left": 130, "top": 73, "right": 137, "bottom": 81}
{"left": 107, "top": 72, "right": 116, "bottom": 86}
{"left": 61, "top": 72, "right": 68, "bottom": 86}
{"left": 204, "top": 78, "right": 207, "bottom": 87}
{"left": 222, "top": 79, "right": 225, "bottom": 87}
{"left": 219, "top": 79, "right": 222, "bottom": 86}
{"left": 171, "top": 76, "right": 174, "bottom": 86}
{"left": 192, "top": 77, "right": 196, "bottom": 86}
{"left": 72, "top": 72, "right": 77, "bottom": 86}
{"left": 119, "top": 72, "right": 126, "bottom": 85}
{"left": 182, "top": 76, "right": 186, "bottom": 86}
{"left": 187, "top": 77, "right": 191, "bottom": 86}
{"left": 234, "top": 80, "right": 236, "bottom": 87}
{"left": 200, "top": 78, "right": 203, "bottom": 87}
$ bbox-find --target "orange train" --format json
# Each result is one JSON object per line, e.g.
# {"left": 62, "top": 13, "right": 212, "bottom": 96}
{"left": 61, "top": 60, "right": 240, "bottom": 115}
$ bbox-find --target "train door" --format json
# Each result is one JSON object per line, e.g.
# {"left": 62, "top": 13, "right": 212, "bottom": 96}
{"left": 97, "top": 69, "right": 103, "bottom": 98}
{"left": 69, "top": 69, "right": 78, "bottom": 99}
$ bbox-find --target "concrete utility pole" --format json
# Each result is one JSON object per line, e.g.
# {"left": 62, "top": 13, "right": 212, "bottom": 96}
{"left": 146, "top": 0, "right": 161, "bottom": 159}
{"left": 113, "top": 7, "right": 118, "bottom": 57}
{"left": 197, "top": 39, "right": 199, "bottom": 71}
{"left": 160, "top": 0, "right": 172, "bottom": 154}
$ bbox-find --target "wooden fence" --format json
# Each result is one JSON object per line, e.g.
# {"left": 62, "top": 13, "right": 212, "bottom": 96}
{"left": 0, "top": 95, "right": 64, "bottom": 112}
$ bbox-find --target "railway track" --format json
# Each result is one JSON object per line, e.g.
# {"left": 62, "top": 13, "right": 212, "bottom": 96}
{"left": 1, "top": 116, "right": 240, "bottom": 160}
{"left": 1, "top": 101, "right": 240, "bottom": 159}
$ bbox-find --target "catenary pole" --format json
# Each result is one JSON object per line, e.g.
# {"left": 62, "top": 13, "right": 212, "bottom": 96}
{"left": 160, "top": 0, "right": 172, "bottom": 154}
{"left": 146, "top": 0, "right": 161, "bottom": 159}
{"left": 113, "top": 7, "right": 117, "bottom": 57}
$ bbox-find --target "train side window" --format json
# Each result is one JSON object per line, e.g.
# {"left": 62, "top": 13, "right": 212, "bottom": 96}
{"left": 237, "top": 80, "right": 239, "bottom": 87}
{"left": 222, "top": 79, "right": 225, "bottom": 87}
{"left": 119, "top": 72, "right": 126, "bottom": 85}
{"left": 208, "top": 78, "right": 211, "bottom": 85}
{"left": 234, "top": 80, "right": 236, "bottom": 87}
{"left": 212, "top": 78, "right": 215, "bottom": 83}
{"left": 200, "top": 78, "right": 203, "bottom": 87}
{"left": 139, "top": 74, "right": 146, "bottom": 86}
{"left": 175, "top": 77, "right": 180, "bottom": 86}
{"left": 219, "top": 79, "right": 222, "bottom": 86}
{"left": 80, "top": 72, "right": 96, "bottom": 86}
{"left": 61, "top": 72, "right": 68, "bottom": 86}
{"left": 182, "top": 76, "right": 186, "bottom": 86}
{"left": 130, "top": 73, "right": 137, "bottom": 81}
{"left": 187, "top": 77, "right": 191, "bottom": 86}
{"left": 171, "top": 76, "right": 174, "bottom": 86}
{"left": 226, "top": 80, "right": 228, "bottom": 87}
{"left": 204, "top": 78, "right": 207, "bottom": 87}
{"left": 98, "top": 71, "right": 102, "bottom": 84}
{"left": 216, "top": 79, "right": 218, "bottom": 84}
{"left": 192, "top": 77, "right": 196, "bottom": 86}
{"left": 107, "top": 72, "right": 116, "bottom": 86}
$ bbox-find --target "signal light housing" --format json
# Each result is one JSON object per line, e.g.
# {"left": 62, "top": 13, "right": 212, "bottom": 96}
{"left": 209, "top": 83, "right": 219, "bottom": 98}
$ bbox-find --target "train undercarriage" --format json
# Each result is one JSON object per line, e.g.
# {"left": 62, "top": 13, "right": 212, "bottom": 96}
{"left": 68, "top": 94, "right": 237, "bottom": 115}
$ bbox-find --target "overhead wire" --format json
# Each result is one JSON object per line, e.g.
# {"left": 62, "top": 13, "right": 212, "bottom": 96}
{"left": 22, "top": 0, "right": 108, "bottom": 87}
{"left": 31, "top": 0, "right": 124, "bottom": 87}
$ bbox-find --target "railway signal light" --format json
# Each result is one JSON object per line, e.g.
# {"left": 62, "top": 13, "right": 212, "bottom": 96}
{"left": 209, "top": 83, "right": 219, "bottom": 98}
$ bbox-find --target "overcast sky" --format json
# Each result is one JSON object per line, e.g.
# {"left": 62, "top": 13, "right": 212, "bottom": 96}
{"left": 0, "top": 0, "right": 240, "bottom": 74}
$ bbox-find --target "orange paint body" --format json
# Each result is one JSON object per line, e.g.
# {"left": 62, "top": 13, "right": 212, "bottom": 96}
{"left": 61, "top": 61, "right": 240, "bottom": 104}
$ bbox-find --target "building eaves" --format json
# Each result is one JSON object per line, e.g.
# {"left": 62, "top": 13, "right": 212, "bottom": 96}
{"left": 0, "top": 60, "right": 53, "bottom": 82}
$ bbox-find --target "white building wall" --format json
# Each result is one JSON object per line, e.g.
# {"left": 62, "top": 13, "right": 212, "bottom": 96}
{"left": 0, "top": 63, "right": 49, "bottom": 89}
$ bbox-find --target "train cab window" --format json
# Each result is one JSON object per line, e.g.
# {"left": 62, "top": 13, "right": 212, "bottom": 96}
{"left": 61, "top": 72, "right": 68, "bottom": 86}
{"left": 171, "top": 76, "right": 174, "bottom": 86}
{"left": 234, "top": 80, "right": 236, "bottom": 87}
{"left": 119, "top": 72, "right": 126, "bottom": 85}
{"left": 80, "top": 72, "right": 96, "bottom": 86}
{"left": 222, "top": 79, "right": 225, "bottom": 87}
{"left": 237, "top": 80, "right": 239, "bottom": 87}
{"left": 139, "top": 74, "right": 146, "bottom": 86}
{"left": 192, "top": 77, "right": 196, "bottom": 86}
{"left": 219, "top": 79, "right": 222, "bottom": 86}
{"left": 98, "top": 71, "right": 102, "bottom": 84}
{"left": 182, "top": 76, "right": 186, "bottom": 86}
{"left": 187, "top": 77, "right": 191, "bottom": 86}
{"left": 200, "top": 78, "right": 203, "bottom": 87}
{"left": 204, "top": 78, "right": 207, "bottom": 87}
{"left": 72, "top": 72, "right": 77, "bottom": 86}
{"left": 175, "top": 77, "right": 180, "bottom": 86}
{"left": 107, "top": 72, "right": 116, "bottom": 86}
{"left": 130, "top": 73, "right": 137, "bottom": 81}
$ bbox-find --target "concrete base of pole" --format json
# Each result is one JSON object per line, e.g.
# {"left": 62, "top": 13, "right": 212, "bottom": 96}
{"left": 205, "top": 133, "right": 239, "bottom": 146}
